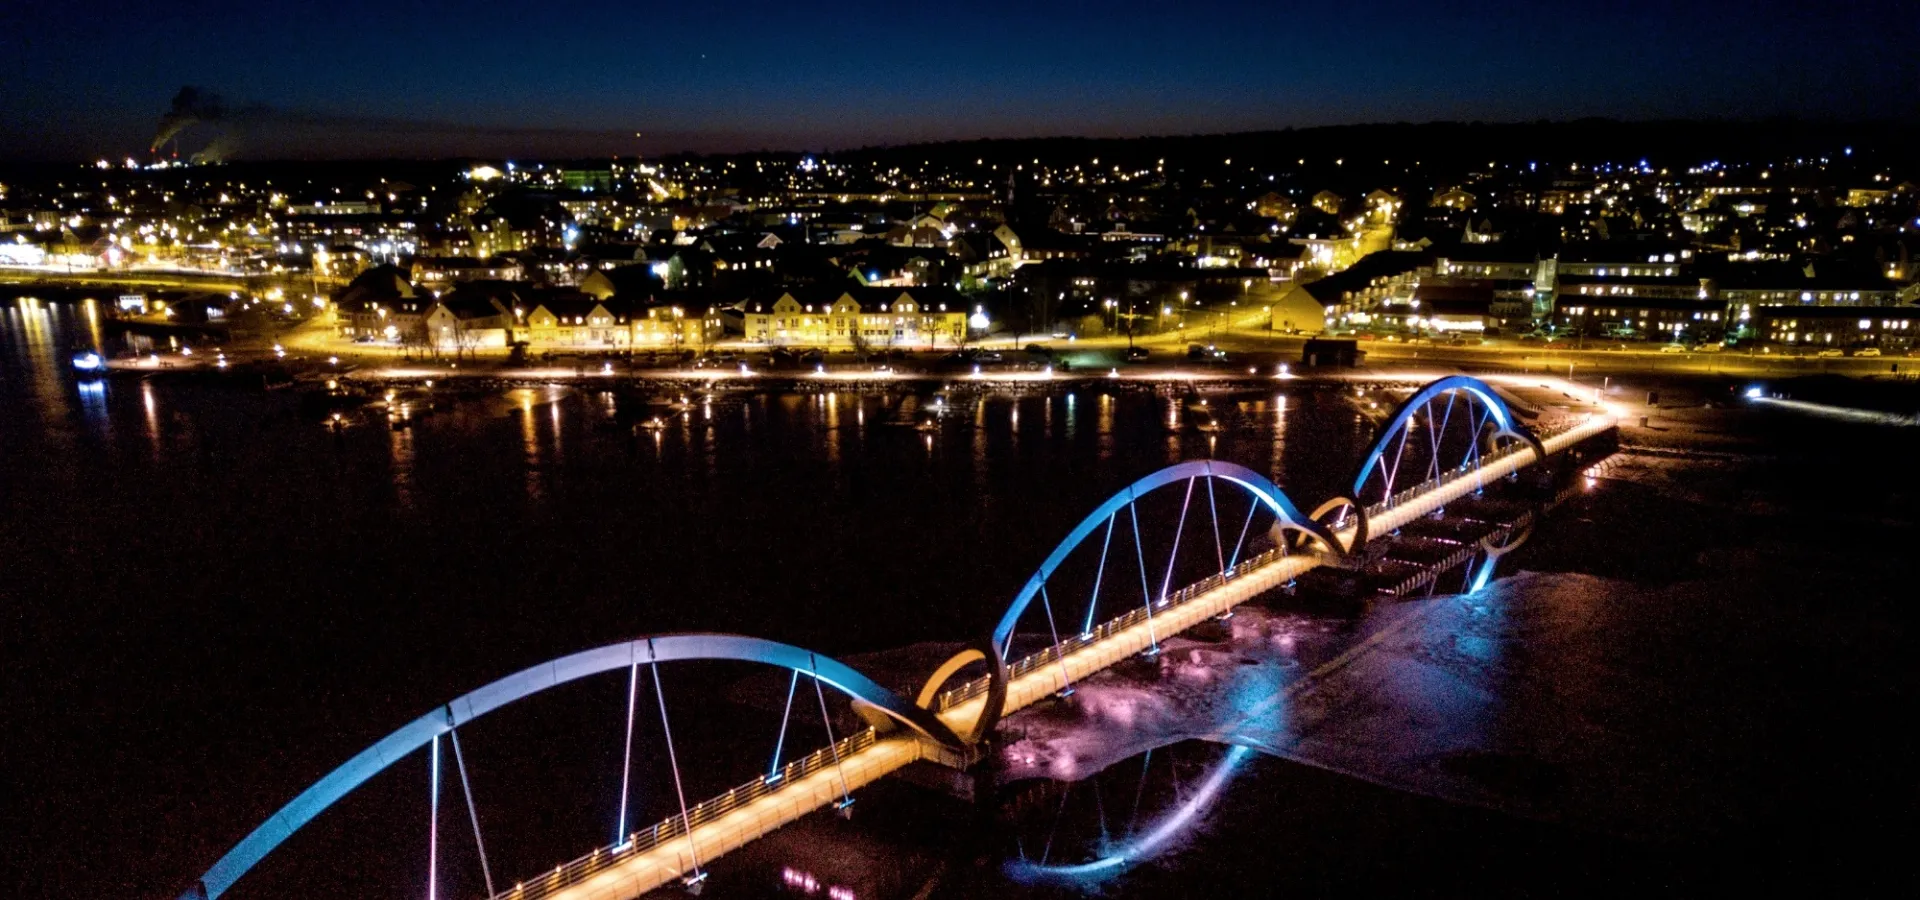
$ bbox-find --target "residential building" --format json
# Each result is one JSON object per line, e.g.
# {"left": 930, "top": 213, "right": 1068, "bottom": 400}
{"left": 413, "top": 255, "right": 523, "bottom": 285}
{"left": 1553, "top": 294, "right": 1725, "bottom": 341}
{"left": 742, "top": 286, "right": 967, "bottom": 347}
{"left": 1754, "top": 306, "right": 1920, "bottom": 352}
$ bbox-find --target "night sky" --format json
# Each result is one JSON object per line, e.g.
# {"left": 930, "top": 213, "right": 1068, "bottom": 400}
{"left": 3, "top": 0, "right": 1916, "bottom": 161}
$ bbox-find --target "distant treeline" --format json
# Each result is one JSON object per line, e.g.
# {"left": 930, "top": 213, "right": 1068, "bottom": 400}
{"left": 808, "top": 119, "right": 1919, "bottom": 171}
{"left": 7, "top": 118, "right": 1913, "bottom": 184}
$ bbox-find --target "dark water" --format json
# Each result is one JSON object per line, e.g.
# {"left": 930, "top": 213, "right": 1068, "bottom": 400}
{"left": 4, "top": 300, "right": 1912, "bottom": 899}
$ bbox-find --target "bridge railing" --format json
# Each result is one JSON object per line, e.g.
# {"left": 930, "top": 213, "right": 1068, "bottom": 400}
{"left": 1377, "top": 538, "right": 1484, "bottom": 598}
{"left": 493, "top": 727, "right": 877, "bottom": 900}
{"left": 935, "top": 545, "right": 1289, "bottom": 714}
{"left": 1357, "top": 422, "right": 1573, "bottom": 521}
{"left": 942, "top": 421, "right": 1597, "bottom": 716}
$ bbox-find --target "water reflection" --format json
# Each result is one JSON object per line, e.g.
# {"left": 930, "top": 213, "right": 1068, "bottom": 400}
{"left": 141, "top": 381, "right": 161, "bottom": 457}
{"left": 5, "top": 300, "right": 73, "bottom": 433}
{"left": 0, "top": 350, "right": 1437, "bottom": 900}
{"left": 80, "top": 298, "right": 104, "bottom": 356}
{"left": 76, "top": 379, "right": 110, "bottom": 434}
{"left": 514, "top": 390, "right": 544, "bottom": 502}
{"left": 387, "top": 423, "right": 416, "bottom": 510}
{"left": 825, "top": 392, "right": 842, "bottom": 465}
{"left": 1270, "top": 394, "right": 1288, "bottom": 483}
{"left": 1002, "top": 740, "right": 1255, "bottom": 885}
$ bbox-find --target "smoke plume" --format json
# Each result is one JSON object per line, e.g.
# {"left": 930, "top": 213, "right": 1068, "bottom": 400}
{"left": 151, "top": 86, "right": 228, "bottom": 152}
{"left": 146, "top": 84, "right": 799, "bottom": 158}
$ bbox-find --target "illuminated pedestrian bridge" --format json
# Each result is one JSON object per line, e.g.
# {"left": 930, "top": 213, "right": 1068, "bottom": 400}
{"left": 176, "top": 375, "right": 1615, "bottom": 900}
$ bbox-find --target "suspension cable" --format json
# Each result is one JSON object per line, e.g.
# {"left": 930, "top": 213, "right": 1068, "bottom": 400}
{"left": 1425, "top": 399, "right": 1441, "bottom": 482}
{"left": 1126, "top": 747, "right": 1152, "bottom": 838}
{"left": 1468, "top": 404, "right": 1494, "bottom": 487}
{"left": 1092, "top": 772, "right": 1111, "bottom": 845}
{"left": 1082, "top": 512, "right": 1115, "bottom": 636}
{"left": 1157, "top": 476, "right": 1197, "bottom": 603}
{"left": 810, "top": 659, "right": 853, "bottom": 809}
{"left": 428, "top": 734, "right": 440, "bottom": 900}
{"left": 1228, "top": 495, "right": 1258, "bottom": 570}
{"left": 649, "top": 661, "right": 702, "bottom": 877}
{"left": 1384, "top": 422, "right": 1413, "bottom": 498}
{"left": 1040, "top": 781, "right": 1071, "bottom": 865}
{"left": 1040, "top": 584, "right": 1073, "bottom": 696}
{"left": 1128, "top": 497, "right": 1158, "bottom": 653}
{"left": 768, "top": 669, "right": 799, "bottom": 781}
{"left": 448, "top": 728, "right": 495, "bottom": 897}
{"left": 1432, "top": 391, "right": 1459, "bottom": 482}
{"left": 1205, "top": 474, "right": 1225, "bottom": 576}
{"left": 616, "top": 661, "right": 638, "bottom": 845}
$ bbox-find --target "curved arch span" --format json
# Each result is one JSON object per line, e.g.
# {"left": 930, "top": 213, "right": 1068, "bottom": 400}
{"left": 1351, "top": 375, "right": 1546, "bottom": 498}
{"left": 993, "top": 460, "right": 1335, "bottom": 653}
{"left": 917, "top": 644, "right": 1001, "bottom": 745}
{"left": 972, "top": 461, "right": 1339, "bottom": 738}
{"left": 183, "top": 634, "right": 961, "bottom": 900}
{"left": 1307, "top": 495, "right": 1369, "bottom": 555}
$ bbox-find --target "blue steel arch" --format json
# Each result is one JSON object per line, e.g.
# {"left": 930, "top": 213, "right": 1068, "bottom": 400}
{"left": 962, "top": 461, "right": 1340, "bottom": 740}
{"left": 1350, "top": 375, "right": 1546, "bottom": 498}
{"left": 181, "top": 634, "right": 962, "bottom": 900}
{"left": 993, "top": 460, "right": 1336, "bottom": 653}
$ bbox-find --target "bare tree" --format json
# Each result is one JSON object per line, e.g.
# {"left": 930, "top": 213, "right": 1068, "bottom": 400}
{"left": 401, "top": 322, "right": 434, "bottom": 360}
{"left": 455, "top": 319, "right": 485, "bottom": 360}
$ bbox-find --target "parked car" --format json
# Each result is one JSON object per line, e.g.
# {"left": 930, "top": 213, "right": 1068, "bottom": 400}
{"left": 1854, "top": 347, "right": 1882, "bottom": 357}
{"left": 1659, "top": 344, "right": 1687, "bottom": 353}
{"left": 1816, "top": 348, "right": 1844, "bottom": 357}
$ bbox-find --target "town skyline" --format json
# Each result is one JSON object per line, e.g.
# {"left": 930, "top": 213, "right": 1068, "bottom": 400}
{"left": 6, "top": 4, "right": 1919, "bottom": 896}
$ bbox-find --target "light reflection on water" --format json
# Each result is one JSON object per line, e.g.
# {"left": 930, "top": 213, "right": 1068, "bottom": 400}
{"left": 388, "top": 420, "right": 416, "bottom": 510}
{"left": 8, "top": 302, "right": 1919, "bottom": 899}
{"left": 141, "top": 380, "right": 160, "bottom": 453}
{"left": 0, "top": 302, "right": 1403, "bottom": 900}
{"left": 1003, "top": 741, "right": 1258, "bottom": 886}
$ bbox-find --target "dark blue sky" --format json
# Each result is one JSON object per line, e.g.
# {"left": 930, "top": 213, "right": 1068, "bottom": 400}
{"left": 4, "top": 0, "right": 1915, "bottom": 161}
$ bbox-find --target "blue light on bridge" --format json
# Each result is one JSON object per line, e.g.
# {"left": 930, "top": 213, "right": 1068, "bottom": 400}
{"left": 1007, "top": 744, "right": 1255, "bottom": 884}
{"left": 1471, "top": 556, "right": 1495, "bottom": 593}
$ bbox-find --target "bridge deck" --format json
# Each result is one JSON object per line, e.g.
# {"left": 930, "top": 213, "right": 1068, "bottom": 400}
{"left": 509, "top": 736, "right": 940, "bottom": 900}
{"left": 942, "top": 410, "right": 1614, "bottom": 724}
{"left": 534, "top": 409, "right": 1615, "bottom": 900}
